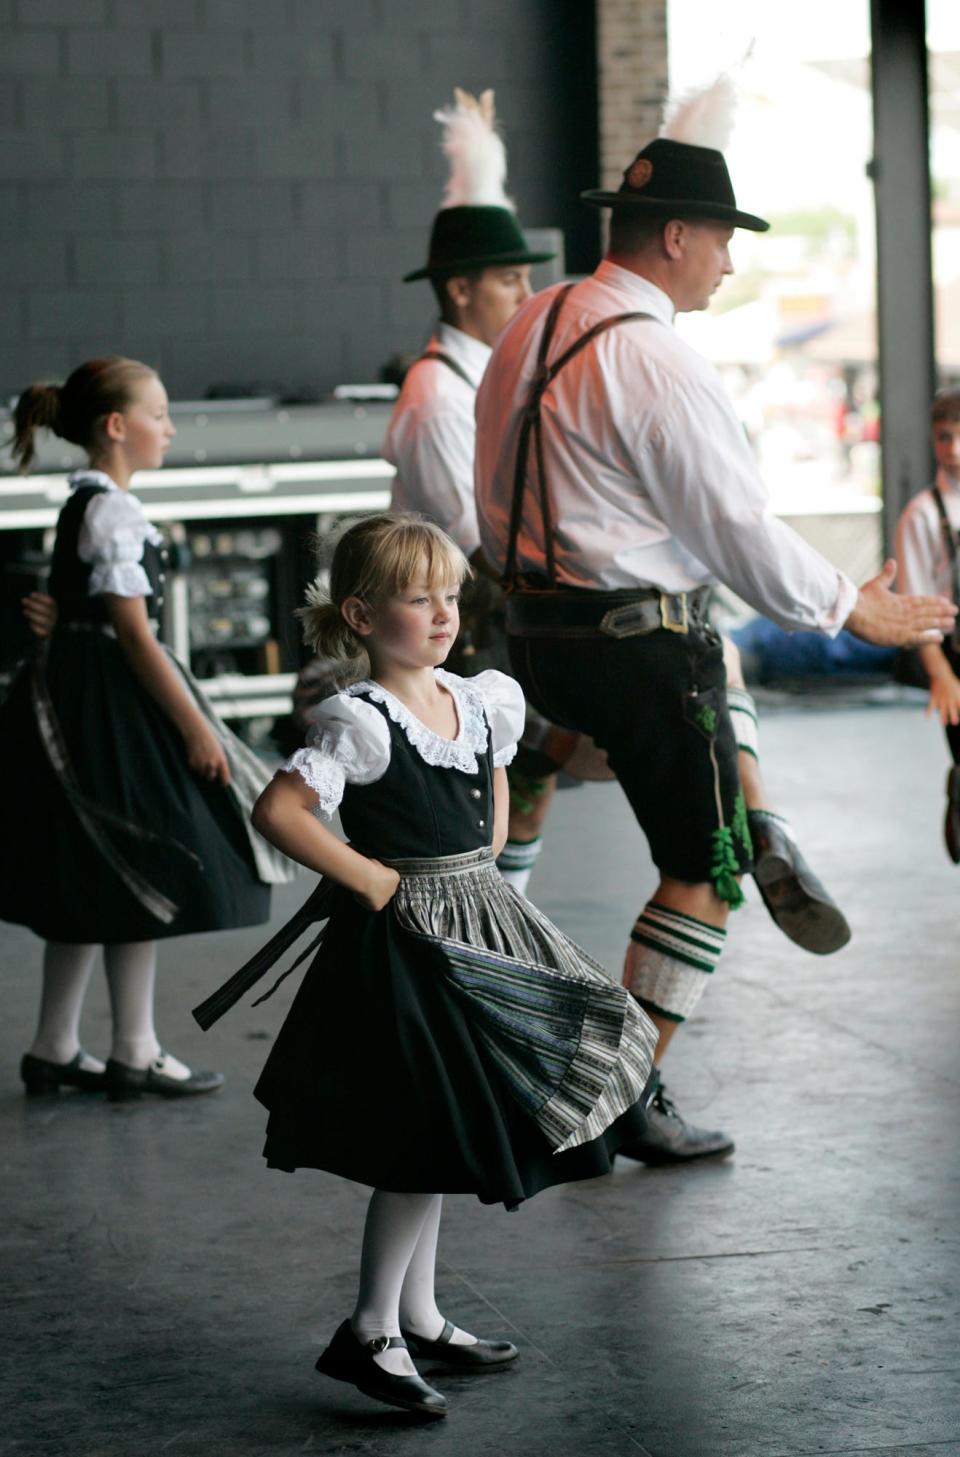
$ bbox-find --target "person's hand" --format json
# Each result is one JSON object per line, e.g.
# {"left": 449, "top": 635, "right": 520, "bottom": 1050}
{"left": 354, "top": 859, "right": 400, "bottom": 912}
{"left": 183, "top": 722, "right": 231, "bottom": 785}
{"left": 845, "top": 559, "right": 957, "bottom": 647}
{"left": 22, "top": 591, "right": 58, "bottom": 639}
{"left": 926, "top": 670, "right": 960, "bottom": 727}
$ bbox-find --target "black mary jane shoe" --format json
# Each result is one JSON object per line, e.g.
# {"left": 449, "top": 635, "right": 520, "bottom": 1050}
{"left": 20, "top": 1050, "right": 106, "bottom": 1097}
{"left": 402, "top": 1319, "right": 519, "bottom": 1370}
{"left": 315, "top": 1321, "right": 447, "bottom": 1418}
{"left": 105, "top": 1053, "right": 224, "bottom": 1103}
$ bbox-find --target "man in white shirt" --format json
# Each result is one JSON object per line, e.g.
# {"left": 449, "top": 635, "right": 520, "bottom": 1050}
{"left": 386, "top": 90, "right": 561, "bottom": 895}
{"left": 475, "top": 123, "right": 955, "bottom": 1163}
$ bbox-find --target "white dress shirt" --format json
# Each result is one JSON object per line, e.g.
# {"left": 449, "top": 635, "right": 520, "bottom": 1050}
{"left": 475, "top": 260, "right": 856, "bottom": 635}
{"left": 71, "top": 468, "right": 161, "bottom": 599}
{"left": 384, "top": 322, "right": 492, "bottom": 558}
{"left": 894, "top": 469, "right": 960, "bottom": 600}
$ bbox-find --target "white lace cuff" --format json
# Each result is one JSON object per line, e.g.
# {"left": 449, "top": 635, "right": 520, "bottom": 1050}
{"left": 88, "top": 560, "right": 153, "bottom": 598}
{"left": 493, "top": 741, "right": 518, "bottom": 769}
{"left": 281, "top": 749, "right": 347, "bottom": 820}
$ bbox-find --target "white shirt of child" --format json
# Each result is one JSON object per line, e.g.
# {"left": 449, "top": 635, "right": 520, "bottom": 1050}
{"left": 72, "top": 469, "right": 162, "bottom": 599}
{"left": 474, "top": 260, "right": 856, "bottom": 635}
{"left": 282, "top": 668, "right": 525, "bottom": 819}
{"left": 894, "top": 468, "right": 960, "bottom": 600}
{"left": 384, "top": 322, "right": 492, "bottom": 559}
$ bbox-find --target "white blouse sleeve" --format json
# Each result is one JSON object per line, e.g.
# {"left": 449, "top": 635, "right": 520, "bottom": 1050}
{"left": 77, "top": 490, "right": 162, "bottom": 599}
{"left": 280, "top": 694, "right": 391, "bottom": 819}
{"left": 470, "top": 669, "right": 526, "bottom": 768}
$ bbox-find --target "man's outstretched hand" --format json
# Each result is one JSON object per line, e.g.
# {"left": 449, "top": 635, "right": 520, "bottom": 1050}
{"left": 845, "top": 559, "right": 957, "bottom": 647}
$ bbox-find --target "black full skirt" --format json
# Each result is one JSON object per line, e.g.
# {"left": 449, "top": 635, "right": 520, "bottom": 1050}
{"left": 255, "top": 891, "right": 650, "bottom": 1210}
{"left": 0, "top": 632, "right": 270, "bottom": 943}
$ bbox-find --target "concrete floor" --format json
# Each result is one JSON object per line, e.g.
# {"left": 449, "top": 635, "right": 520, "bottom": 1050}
{"left": 2, "top": 701, "right": 959, "bottom": 1457}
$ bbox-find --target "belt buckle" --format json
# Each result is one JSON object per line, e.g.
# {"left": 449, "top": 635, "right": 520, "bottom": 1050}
{"left": 659, "top": 592, "right": 688, "bottom": 634}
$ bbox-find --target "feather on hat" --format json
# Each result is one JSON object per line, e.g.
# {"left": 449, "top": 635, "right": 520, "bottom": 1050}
{"left": 403, "top": 86, "right": 555, "bottom": 282}
{"left": 434, "top": 88, "right": 514, "bottom": 210}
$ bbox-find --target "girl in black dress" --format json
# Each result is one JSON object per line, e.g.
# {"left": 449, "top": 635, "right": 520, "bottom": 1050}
{"left": 211, "top": 513, "right": 658, "bottom": 1418}
{"left": 1, "top": 357, "right": 291, "bottom": 1101}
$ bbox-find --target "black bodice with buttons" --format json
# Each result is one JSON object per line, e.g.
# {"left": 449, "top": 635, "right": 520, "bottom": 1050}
{"left": 48, "top": 484, "right": 166, "bottom": 624}
{"left": 337, "top": 694, "right": 496, "bottom": 861}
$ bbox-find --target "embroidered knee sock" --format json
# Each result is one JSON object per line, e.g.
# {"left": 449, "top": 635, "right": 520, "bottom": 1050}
{"left": 727, "top": 685, "right": 759, "bottom": 760}
{"left": 497, "top": 836, "right": 543, "bottom": 896}
{"left": 30, "top": 941, "right": 102, "bottom": 1068}
{"left": 623, "top": 903, "right": 727, "bottom": 1022}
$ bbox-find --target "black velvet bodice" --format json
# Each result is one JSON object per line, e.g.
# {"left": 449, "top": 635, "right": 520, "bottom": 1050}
{"left": 338, "top": 695, "right": 495, "bottom": 860}
{"left": 48, "top": 485, "right": 165, "bottom": 625}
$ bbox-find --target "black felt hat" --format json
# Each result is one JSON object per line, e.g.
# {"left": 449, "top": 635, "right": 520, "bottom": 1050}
{"left": 403, "top": 204, "right": 556, "bottom": 283}
{"left": 581, "top": 138, "right": 768, "bottom": 232}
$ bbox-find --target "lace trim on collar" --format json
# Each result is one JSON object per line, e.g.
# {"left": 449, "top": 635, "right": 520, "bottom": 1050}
{"left": 345, "top": 670, "right": 488, "bottom": 773}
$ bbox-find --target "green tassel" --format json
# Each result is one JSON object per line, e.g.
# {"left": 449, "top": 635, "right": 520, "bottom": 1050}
{"left": 711, "top": 826, "right": 744, "bottom": 908}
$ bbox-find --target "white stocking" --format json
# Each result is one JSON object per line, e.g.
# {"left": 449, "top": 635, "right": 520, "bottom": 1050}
{"left": 103, "top": 941, "right": 189, "bottom": 1076}
{"left": 30, "top": 941, "right": 101, "bottom": 1070}
{"left": 399, "top": 1194, "right": 477, "bottom": 1346}
{"left": 351, "top": 1190, "right": 438, "bottom": 1374}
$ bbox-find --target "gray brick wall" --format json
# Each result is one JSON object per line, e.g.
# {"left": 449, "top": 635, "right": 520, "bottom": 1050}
{"left": 0, "top": 0, "right": 598, "bottom": 402}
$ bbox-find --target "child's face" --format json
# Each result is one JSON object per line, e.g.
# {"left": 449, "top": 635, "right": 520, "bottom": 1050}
{"left": 367, "top": 578, "right": 461, "bottom": 671}
{"left": 111, "top": 375, "right": 176, "bottom": 472}
{"left": 933, "top": 419, "right": 960, "bottom": 479}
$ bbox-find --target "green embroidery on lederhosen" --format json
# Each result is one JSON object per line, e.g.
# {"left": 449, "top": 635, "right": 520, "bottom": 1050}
{"left": 731, "top": 788, "right": 753, "bottom": 858}
{"left": 684, "top": 688, "right": 744, "bottom": 909}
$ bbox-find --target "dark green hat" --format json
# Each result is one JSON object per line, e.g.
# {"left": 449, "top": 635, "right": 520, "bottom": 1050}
{"left": 403, "top": 204, "right": 556, "bottom": 283}
{"left": 581, "top": 138, "right": 768, "bottom": 232}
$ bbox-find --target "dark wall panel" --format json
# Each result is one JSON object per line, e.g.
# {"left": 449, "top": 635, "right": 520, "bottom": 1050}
{"left": 0, "top": 0, "right": 598, "bottom": 402}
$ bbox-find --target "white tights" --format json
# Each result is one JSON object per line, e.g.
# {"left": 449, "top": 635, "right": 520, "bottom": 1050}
{"left": 350, "top": 1191, "right": 476, "bottom": 1374}
{"left": 29, "top": 940, "right": 188, "bottom": 1074}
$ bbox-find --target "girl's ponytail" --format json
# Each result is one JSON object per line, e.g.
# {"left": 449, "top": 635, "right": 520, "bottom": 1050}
{"left": 296, "top": 581, "right": 368, "bottom": 680}
{"left": 11, "top": 383, "right": 63, "bottom": 473}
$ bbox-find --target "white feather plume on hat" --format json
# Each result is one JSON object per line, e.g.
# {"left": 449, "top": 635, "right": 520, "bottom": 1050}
{"left": 434, "top": 87, "right": 515, "bottom": 211}
{"left": 659, "top": 72, "right": 739, "bottom": 151}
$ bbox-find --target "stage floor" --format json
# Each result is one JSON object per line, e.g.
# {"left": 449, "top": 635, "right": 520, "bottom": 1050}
{"left": 3, "top": 701, "right": 958, "bottom": 1457}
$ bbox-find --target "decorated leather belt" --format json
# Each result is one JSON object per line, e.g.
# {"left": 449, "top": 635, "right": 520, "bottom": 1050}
{"left": 505, "top": 585, "right": 712, "bottom": 639}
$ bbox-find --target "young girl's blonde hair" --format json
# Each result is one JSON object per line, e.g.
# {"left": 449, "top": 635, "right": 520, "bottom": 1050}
{"left": 297, "top": 513, "right": 471, "bottom": 673}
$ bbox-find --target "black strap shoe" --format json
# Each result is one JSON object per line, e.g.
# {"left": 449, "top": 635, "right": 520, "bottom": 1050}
{"left": 617, "top": 1071, "right": 734, "bottom": 1166}
{"left": 315, "top": 1320, "right": 447, "bottom": 1418}
{"left": 402, "top": 1318, "right": 519, "bottom": 1369}
{"left": 749, "top": 809, "right": 852, "bottom": 955}
{"left": 105, "top": 1052, "right": 224, "bottom": 1102}
{"left": 945, "top": 766, "right": 960, "bottom": 864}
{"left": 20, "top": 1050, "right": 106, "bottom": 1097}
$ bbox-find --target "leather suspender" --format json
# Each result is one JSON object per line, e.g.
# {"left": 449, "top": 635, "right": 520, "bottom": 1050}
{"left": 415, "top": 348, "right": 477, "bottom": 390}
{"left": 503, "top": 282, "right": 655, "bottom": 587}
{"left": 931, "top": 484, "right": 960, "bottom": 608}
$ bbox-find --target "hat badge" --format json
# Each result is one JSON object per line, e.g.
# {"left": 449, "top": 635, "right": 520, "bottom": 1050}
{"left": 626, "top": 157, "right": 653, "bottom": 191}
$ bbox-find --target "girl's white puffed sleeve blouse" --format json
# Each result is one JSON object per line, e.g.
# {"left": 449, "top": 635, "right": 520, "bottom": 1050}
{"left": 279, "top": 670, "right": 526, "bottom": 821}
{"left": 281, "top": 694, "right": 392, "bottom": 821}
{"left": 76, "top": 482, "right": 163, "bottom": 599}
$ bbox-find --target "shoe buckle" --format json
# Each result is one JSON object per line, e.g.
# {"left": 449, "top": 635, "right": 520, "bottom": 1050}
{"left": 367, "top": 1335, "right": 390, "bottom": 1354}
{"left": 659, "top": 592, "right": 688, "bottom": 634}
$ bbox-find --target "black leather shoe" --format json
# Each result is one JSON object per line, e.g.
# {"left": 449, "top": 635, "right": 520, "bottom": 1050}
{"left": 945, "top": 766, "right": 960, "bottom": 864}
{"left": 749, "top": 809, "right": 851, "bottom": 955}
{"left": 315, "top": 1320, "right": 447, "bottom": 1418}
{"left": 617, "top": 1071, "right": 734, "bottom": 1166}
{"left": 402, "top": 1318, "right": 518, "bottom": 1369}
{"left": 20, "top": 1050, "right": 106, "bottom": 1097}
{"left": 105, "top": 1052, "right": 224, "bottom": 1102}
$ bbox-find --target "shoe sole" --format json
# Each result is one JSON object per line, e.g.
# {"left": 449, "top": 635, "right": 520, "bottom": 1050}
{"left": 619, "top": 1142, "right": 735, "bottom": 1167}
{"left": 754, "top": 854, "right": 851, "bottom": 955}
{"left": 315, "top": 1354, "right": 447, "bottom": 1418}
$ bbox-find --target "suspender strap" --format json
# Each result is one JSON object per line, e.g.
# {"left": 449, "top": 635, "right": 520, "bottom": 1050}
{"left": 415, "top": 348, "right": 477, "bottom": 390}
{"left": 503, "top": 283, "right": 655, "bottom": 587}
{"left": 931, "top": 485, "right": 960, "bottom": 607}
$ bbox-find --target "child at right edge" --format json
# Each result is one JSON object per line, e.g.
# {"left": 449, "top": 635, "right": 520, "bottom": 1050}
{"left": 894, "top": 387, "right": 960, "bottom": 860}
